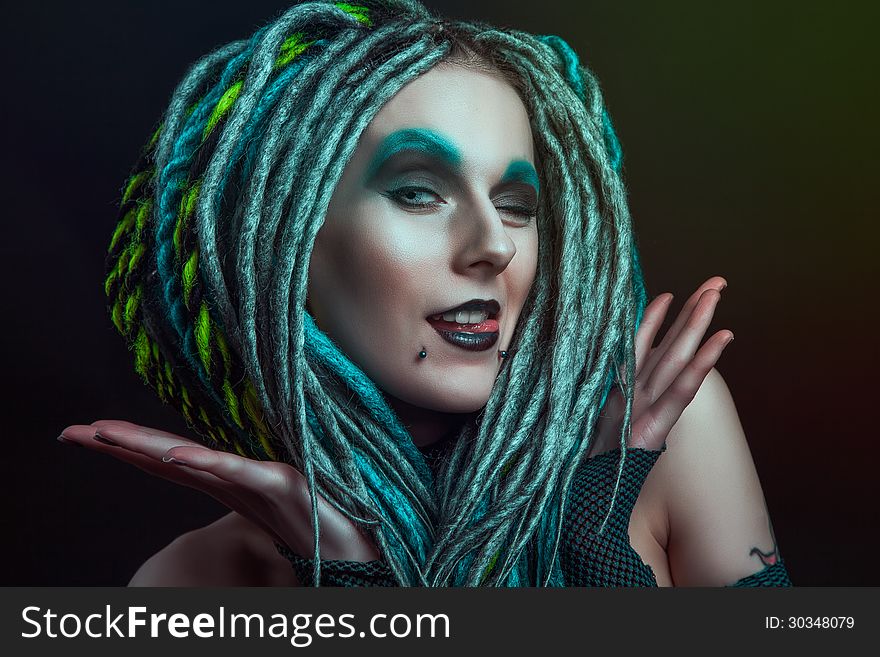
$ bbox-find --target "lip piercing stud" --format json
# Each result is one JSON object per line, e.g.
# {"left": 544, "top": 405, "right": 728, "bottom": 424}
{"left": 499, "top": 350, "right": 508, "bottom": 359}
{"left": 418, "top": 349, "right": 427, "bottom": 359}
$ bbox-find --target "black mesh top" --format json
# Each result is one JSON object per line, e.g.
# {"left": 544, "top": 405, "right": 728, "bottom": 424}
{"left": 276, "top": 444, "right": 792, "bottom": 587}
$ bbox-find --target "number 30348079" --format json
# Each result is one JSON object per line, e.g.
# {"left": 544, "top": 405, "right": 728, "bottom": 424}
{"left": 765, "top": 617, "right": 855, "bottom": 629}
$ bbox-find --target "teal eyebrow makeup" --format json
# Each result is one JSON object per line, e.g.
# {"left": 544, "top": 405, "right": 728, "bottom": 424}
{"left": 501, "top": 160, "right": 540, "bottom": 195}
{"left": 365, "top": 128, "right": 463, "bottom": 181}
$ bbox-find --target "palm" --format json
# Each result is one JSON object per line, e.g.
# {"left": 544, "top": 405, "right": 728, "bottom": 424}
{"left": 61, "top": 278, "right": 731, "bottom": 559}
{"left": 590, "top": 277, "right": 733, "bottom": 456}
{"left": 59, "top": 420, "right": 378, "bottom": 561}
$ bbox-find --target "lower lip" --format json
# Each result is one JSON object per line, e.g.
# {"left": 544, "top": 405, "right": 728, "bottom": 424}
{"left": 426, "top": 318, "right": 500, "bottom": 352}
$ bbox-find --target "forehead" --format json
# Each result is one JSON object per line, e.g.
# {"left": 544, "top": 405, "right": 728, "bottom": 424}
{"left": 359, "top": 64, "right": 535, "bottom": 170}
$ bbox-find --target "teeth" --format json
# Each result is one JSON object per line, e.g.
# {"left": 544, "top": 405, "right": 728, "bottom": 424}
{"left": 439, "top": 310, "right": 489, "bottom": 324}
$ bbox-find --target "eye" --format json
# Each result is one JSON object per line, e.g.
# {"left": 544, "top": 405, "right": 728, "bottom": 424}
{"left": 385, "top": 186, "right": 446, "bottom": 210}
{"left": 493, "top": 192, "right": 538, "bottom": 223}
{"left": 495, "top": 204, "right": 537, "bottom": 220}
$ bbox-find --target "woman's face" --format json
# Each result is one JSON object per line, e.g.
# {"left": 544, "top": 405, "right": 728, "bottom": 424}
{"left": 308, "top": 64, "right": 539, "bottom": 415}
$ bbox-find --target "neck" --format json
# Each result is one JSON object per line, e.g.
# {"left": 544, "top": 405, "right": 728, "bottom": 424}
{"left": 385, "top": 396, "right": 471, "bottom": 448}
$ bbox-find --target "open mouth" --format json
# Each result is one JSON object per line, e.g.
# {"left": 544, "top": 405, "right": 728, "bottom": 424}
{"left": 426, "top": 299, "right": 500, "bottom": 352}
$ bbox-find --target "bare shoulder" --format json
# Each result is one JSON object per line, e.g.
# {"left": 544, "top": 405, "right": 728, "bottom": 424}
{"left": 128, "top": 512, "right": 300, "bottom": 587}
{"left": 648, "top": 367, "right": 782, "bottom": 585}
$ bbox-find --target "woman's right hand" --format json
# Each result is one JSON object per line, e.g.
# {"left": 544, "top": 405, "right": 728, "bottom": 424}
{"left": 58, "top": 420, "right": 379, "bottom": 562}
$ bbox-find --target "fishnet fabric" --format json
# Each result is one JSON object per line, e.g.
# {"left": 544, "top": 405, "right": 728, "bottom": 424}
{"left": 274, "top": 446, "right": 793, "bottom": 587}
{"left": 729, "top": 562, "right": 792, "bottom": 587}
{"left": 275, "top": 542, "right": 396, "bottom": 587}
{"left": 561, "top": 448, "right": 661, "bottom": 587}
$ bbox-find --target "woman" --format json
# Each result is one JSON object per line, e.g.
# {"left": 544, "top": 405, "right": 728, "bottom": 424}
{"left": 60, "top": 0, "right": 789, "bottom": 587}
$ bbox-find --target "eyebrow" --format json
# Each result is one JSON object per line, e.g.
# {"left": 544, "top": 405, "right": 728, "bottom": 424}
{"left": 500, "top": 160, "right": 540, "bottom": 195}
{"left": 365, "top": 128, "right": 463, "bottom": 180}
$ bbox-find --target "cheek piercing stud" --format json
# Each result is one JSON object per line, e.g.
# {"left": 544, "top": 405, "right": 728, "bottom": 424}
{"left": 499, "top": 350, "right": 508, "bottom": 360}
{"left": 418, "top": 349, "right": 427, "bottom": 359}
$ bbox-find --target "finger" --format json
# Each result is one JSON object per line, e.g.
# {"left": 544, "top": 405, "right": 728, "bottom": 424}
{"left": 630, "top": 330, "right": 733, "bottom": 450}
{"left": 162, "top": 446, "right": 348, "bottom": 555}
{"left": 90, "top": 419, "right": 192, "bottom": 440}
{"left": 82, "top": 420, "right": 205, "bottom": 461}
{"left": 60, "top": 428, "right": 285, "bottom": 544}
{"left": 642, "top": 288, "right": 722, "bottom": 397}
{"left": 61, "top": 426, "right": 234, "bottom": 493}
{"left": 640, "top": 276, "right": 726, "bottom": 378}
{"left": 91, "top": 419, "right": 204, "bottom": 446}
{"left": 634, "top": 293, "right": 674, "bottom": 376}
{"left": 59, "top": 424, "right": 102, "bottom": 442}
{"left": 133, "top": 452, "right": 286, "bottom": 545}
{"left": 161, "top": 446, "right": 373, "bottom": 553}
{"left": 162, "top": 445, "right": 296, "bottom": 501}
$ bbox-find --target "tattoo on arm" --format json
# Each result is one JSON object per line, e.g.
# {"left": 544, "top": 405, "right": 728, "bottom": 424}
{"left": 748, "top": 516, "right": 780, "bottom": 567}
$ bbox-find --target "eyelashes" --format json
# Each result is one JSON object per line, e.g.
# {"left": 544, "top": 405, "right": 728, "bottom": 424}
{"left": 384, "top": 186, "right": 445, "bottom": 210}
{"left": 495, "top": 200, "right": 539, "bottom": 220}
{"left": 384, "top": 185, "right": 537, "bottom": 221}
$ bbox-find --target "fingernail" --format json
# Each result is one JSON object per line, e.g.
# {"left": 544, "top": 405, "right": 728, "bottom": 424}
{"left": 162, "top": 455, "right": 187, "bottom": 466}
{"left": 93, "top": 432, "right": 119, "bottom": 446}
{"left": 57, "top": 435, "right": 81, "bottom": 447}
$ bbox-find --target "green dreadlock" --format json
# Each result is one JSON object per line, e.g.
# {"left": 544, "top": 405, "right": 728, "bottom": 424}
{"left": 106, "top": 0, "right": 648, "bottom": 586}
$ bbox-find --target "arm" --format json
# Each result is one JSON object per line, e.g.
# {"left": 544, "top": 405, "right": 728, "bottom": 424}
{"left": 658, "top": 368, "right": 786, "bottom": 586}
{"left": 59, "top": 420, "right": 377, "bottom": 586}
{"left": 585, "top": 278, "right": 789, "bottom": 587}
{"left": 129, "top": 528, "right": 236, "bottom": 587}
{"left": 129, "top": 512, "right": 301, "bottom": 587}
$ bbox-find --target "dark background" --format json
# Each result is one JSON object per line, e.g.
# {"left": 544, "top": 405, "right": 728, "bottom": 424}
{"left": 1, "top": 0, "right": 876, "bottom": 585}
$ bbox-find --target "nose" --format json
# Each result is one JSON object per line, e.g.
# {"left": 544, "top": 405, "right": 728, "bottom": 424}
{"left": 452, "top": 198, "right": 517, "bottom": 276}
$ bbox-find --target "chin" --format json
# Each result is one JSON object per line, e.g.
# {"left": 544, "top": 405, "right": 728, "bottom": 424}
{"left": 390, "top": 379, "right": 495, "bottom": 415}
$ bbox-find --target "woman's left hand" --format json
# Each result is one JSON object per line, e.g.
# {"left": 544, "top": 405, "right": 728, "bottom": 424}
{"left": 57, "top": 420, "right": 380, "bottom": 561}
{"left": 589, "top": 276, "right": 733, "bottom": 456}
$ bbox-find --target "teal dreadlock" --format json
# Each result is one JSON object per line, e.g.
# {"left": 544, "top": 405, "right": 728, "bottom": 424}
{"left": 106, "top": 0, "right": 648, "bottom": 586}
